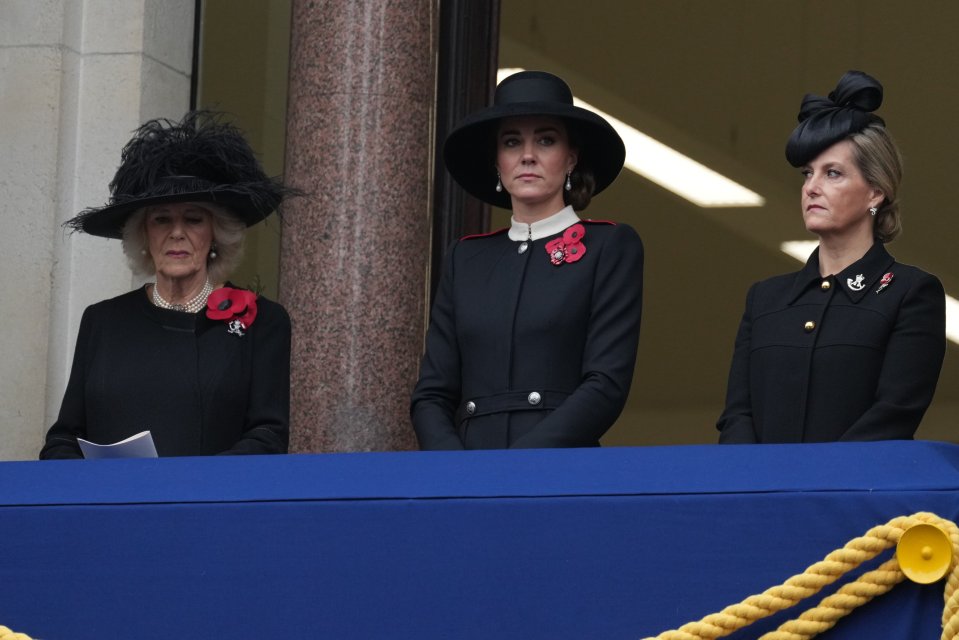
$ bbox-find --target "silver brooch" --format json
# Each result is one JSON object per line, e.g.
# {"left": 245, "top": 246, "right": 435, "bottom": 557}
{"left": 846, "top": 274, "right": 865, "bottom": 291}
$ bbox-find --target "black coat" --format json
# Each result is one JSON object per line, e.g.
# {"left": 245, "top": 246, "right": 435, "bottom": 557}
{"left": 411, "top": 216, "right": 644, "bottom": 449}
{"left": 41, "top": 285, "right": 291, "bottom": 458}
{"left": 717, "top": 242, "right": 945, "bottom": 443}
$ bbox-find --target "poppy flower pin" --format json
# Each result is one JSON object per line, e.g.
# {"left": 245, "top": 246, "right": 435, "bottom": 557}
{"left": 875, "top": 272, "right": 894, "bottom": 294}
{"left": 206, "top": 287, "right": 258, "bottom": 336}
{"left": 545, "top": 223, "right": 587, "bottom": 266}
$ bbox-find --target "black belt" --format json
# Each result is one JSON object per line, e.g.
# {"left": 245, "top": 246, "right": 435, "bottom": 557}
{"left": 456, "top": 390, "right": 570, "bottom": 424}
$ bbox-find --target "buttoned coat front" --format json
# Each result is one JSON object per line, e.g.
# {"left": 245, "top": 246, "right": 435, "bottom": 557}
{"left": 717, "top": 242, "right": 945, "bottom": 443}
{"left": 41, "top": 286, "right": 290, "bottom": 458}
{"left": 411, "top": 219, "right": 644, "bottom": 449}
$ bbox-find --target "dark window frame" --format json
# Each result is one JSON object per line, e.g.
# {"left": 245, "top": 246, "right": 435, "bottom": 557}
{"left": 430, "top": 0, "right": 500, "bottom": 299}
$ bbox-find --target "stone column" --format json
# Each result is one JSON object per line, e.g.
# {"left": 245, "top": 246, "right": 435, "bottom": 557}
{"left": 281, "top": 0, "right": 435, "bottom": 452}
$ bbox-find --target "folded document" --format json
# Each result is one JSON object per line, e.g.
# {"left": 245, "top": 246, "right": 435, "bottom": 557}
{"left": 77, "top": 430, "right": 158, "bottom": 459}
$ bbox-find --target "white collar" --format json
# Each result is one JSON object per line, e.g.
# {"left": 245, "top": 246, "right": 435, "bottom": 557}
{"left": 507, "top": 206, "right": 580, "bottom": 242}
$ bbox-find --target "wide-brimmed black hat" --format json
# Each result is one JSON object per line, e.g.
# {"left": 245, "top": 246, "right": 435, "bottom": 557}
{"left": 443, "top": 70, "right": 626, "bottom": 209}
{"left": 785, "top": 70, "right": 885, "bottom": 167}
{"left": 66, "top": 111, "right": 293, "bottom": 239}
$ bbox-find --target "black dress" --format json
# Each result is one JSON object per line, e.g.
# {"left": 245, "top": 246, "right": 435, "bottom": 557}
{"left": 412, "top": 207, "right": 644, "bottom": 449}
{"left": 717, "top": 242, "right": 945, "bottom": 443}
{"left": 40, "top": 285, "right": 290, "bottom": 458}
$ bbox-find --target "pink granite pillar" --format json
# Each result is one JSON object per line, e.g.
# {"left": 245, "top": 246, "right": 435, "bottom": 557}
{"left": 280, "top": 0, "right": 434, "bottom": 452}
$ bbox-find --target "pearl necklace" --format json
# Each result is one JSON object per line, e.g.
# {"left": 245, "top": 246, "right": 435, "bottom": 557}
{"left": 152, "top": 278, "right": 214, "bottom": 313}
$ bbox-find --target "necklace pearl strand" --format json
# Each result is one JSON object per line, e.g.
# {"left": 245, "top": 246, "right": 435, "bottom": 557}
{"left": 152, "top": 278, "right": 214, "bottom": 313}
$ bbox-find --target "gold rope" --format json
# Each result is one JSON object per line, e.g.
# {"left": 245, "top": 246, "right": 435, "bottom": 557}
{"left": 3, "top": 514, "right": 956, "bottom": 640}
{"left": 642, "top": 512, "right": 959, "bottom": 640}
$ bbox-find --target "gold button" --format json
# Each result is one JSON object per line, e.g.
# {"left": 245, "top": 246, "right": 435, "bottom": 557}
{"left": 804, "top": 321, "right": 816, "bottom": 332}
{"left": 821, "top": 280, "right": 831, "bottom": 291}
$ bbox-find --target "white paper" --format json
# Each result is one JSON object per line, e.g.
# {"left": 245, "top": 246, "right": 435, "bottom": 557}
{"left": 78, "top": 430, "right": 158, "bottom": 459}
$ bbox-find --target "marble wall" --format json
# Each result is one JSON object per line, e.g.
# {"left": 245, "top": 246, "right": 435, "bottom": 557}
{"left": 281, "top": 0, "right": 437, "bottom": 452}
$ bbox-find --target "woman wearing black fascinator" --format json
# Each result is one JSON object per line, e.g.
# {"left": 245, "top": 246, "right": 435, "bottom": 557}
{"left": 411, "top": 70, "right": 644, "bottom": 449}
{"left": 41, "top": 112, "right": 296, "bottom": 458}
{"left": 717, "top": 71, "right": 945, "bottom": 443}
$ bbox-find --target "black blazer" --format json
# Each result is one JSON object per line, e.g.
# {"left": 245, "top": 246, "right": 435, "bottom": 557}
{"left": 717, "top": 242, "right": 945, "bottom": 443}
{"left": 41, "top": 286, "right": 291, "bottom": 458}
{"left": 411, "top": 219, "right": 644, "bottom": 449}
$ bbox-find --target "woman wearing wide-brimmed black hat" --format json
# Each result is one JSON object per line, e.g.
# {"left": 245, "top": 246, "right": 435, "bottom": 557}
{"left": 411, "top": 70, "right": 644, "bottom": 449}
{"left": 717, "top": 71, "right": 945, "bottom": 443}
{"left": 41, "top": 111, "right": 296, "bottom": 458}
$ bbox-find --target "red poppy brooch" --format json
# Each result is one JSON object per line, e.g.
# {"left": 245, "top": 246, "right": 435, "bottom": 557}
{"left": 206, "top": 287, "right": 258, "bottom": 336}
{"left": 875, "top": 272, "right": 894, "bottom": 294}
{"left": 545, "top": 223, "right": 586, "bottom": 266}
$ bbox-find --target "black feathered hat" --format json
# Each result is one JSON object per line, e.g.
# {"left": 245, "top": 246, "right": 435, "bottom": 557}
{"left": 785, "top": 70, "right": 885, "bottom": 167}
{"left": 66, "top": 111, "right": 294, "bottom": 239}
{"left": 443, "top": 70, "right": 626, "bottom": 209}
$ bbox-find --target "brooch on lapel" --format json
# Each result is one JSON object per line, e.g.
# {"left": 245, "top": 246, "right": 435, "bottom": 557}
{"left": 875, "top": 272, "right": 894, "bottom": 294}
{"left": 847, "top": 274, "right": 865, "bottom": 291}
{"left": 206, "top": 287, "right": 258, "bottom": 337}
{"left": 545, "top": 223, "right": 586, "bottom": 266}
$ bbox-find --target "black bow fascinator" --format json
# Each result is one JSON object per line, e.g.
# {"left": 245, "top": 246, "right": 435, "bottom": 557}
{"left": 66, "top": 111, "right": 296, "bottom": 239}
{"left": 785, "top": 71, "right": 885, "bottom": 167}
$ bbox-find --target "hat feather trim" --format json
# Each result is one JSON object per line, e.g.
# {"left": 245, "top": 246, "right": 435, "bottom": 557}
{"left": 66, "top": 111, "right": 299, "bottom": 238}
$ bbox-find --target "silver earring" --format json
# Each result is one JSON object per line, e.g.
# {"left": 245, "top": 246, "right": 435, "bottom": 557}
{"left": 869, "top": 207, "right": 878, "bottom": 217}
{"left": 495, "top": 173, "right": 502, "bottom": 193}
{"left": 140, "top": 249, "right": 147, "bottom": 256}
{"left": 209, "top": 245, "right": 218, "bottom": 259}
{"left": 565, "top": 171, "right": 572, "bottom": 192}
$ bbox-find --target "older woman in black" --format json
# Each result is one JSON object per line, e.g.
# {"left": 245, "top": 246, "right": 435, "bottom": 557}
{"left": 717, "top": 71, "right": 945, "bottom": 443}
{"left": 41, "top": 112, "right": 295, "bottom": 458}
{"left": 411, "top": 71, "right": 644, "bottom": 449}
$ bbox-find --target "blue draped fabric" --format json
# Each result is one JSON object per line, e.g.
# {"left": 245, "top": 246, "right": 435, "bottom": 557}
{"left": 1, "top": 441, "right": 957, "bottom": 639}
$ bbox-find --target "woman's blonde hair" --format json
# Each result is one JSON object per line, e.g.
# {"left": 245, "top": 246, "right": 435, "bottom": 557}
{"left": 121, "top": 203, "right": 246, "bottom": 283}
{"left": 849, "top": 123, "right": 903, "bottom": 243}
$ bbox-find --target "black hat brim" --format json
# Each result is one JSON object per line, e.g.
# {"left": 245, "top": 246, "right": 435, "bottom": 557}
{"left": 65, "top": 111, "right": 294, "bottom": 239}
{"left": 68, "top": 186, "right": 282, "bottom": 239}
{"left": 443, "top": 102, "right": 626, "bottom": 209}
